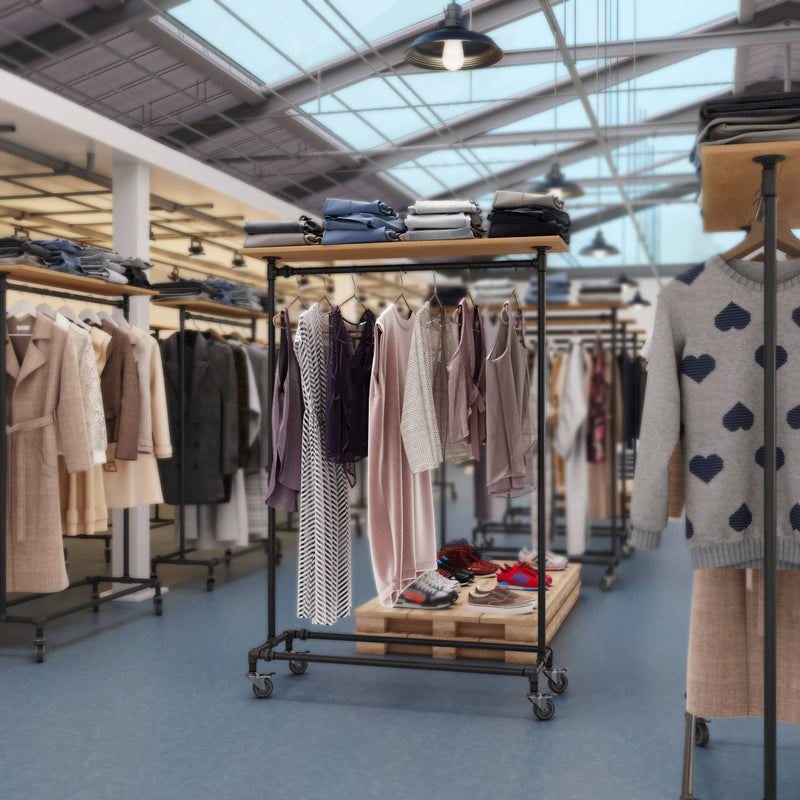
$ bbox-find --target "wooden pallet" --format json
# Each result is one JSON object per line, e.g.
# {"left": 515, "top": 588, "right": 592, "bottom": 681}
{"left": 354, "top": 564, "right": 580, "bottom": 664}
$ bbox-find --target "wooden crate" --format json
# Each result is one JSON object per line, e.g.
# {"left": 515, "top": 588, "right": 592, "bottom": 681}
{"left": 354, "top": 563, "right": 580, "bottom": 664}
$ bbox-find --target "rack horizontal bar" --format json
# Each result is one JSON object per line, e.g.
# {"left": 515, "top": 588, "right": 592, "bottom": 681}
{"left": 8, "top": 282, "right": 125, "bottom": 307}
{"left": 184, "top": 310, "right": 256, "bottom": 329}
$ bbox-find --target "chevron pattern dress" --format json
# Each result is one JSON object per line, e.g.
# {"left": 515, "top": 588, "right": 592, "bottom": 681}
{"left": 294, "top": 303, "right": 352, "bottom": 625}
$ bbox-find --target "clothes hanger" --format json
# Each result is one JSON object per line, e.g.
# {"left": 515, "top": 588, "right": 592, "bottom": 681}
{"left": 272, "top": 274, "right": 307, "bottom": 327}
{"left": 57, "top": 305, "right": 91, "bottom": 331}
{"left": 317, "top": 277, "right": 334, "bottom": 314}
{"left": 428, "top": 270, "right": 443, "bottom": 313}
{"left": 7, "top": 297, "right": 37, "bottom": 320}
{"left": 394, "top": 271, "right": 412, "bottom": 319}
{"left": 79, "top": 308, "right": 103, "bottom": 327}
{"left": 502, "top": 265, "right": 523, "bottom": 331}
{"left": 36, "top": 296, "right": 57, "bottom": 320}
{"left": 97, "top": 310, "right": 118, "bottom": 327}
{"left": 722, "top": 218, "right": 800, "bottom": 261}
{"left": 111, "top": 307, "right": 132, "bottom": 329}
{"left": 453, "top": 267, "right": 476, "bottom": 325}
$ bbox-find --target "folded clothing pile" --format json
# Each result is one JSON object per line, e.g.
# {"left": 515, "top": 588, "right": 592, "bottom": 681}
{"left": 242, "top": 215, "right": 323, "bottom": 248}
{"left": 38, "top": 238, "right": 87, "bottom": 276}
{"left": 401, "top": 199, "right": 486, "bottom": 241}
{"left": 691, "top": 91, "right": 800, "bottom": 175}
{"left": 230, "top": 284, "right": 265, "bottom": 311}
{"left": 322, "top": 198, "right": 406, "bottom": 245}
{"left": 78, "top": 247, "right": 129, "bottom": 284}
{"left": 471, "top": 277, "right": 516, "bottom": 306}
{"left": 576, "top": 280, "right": 623, "bottom": 304}
{"left": 120, "top": 257, "right": 153, "bottom": 288}
{"left": 0, "top": 236, "right": 50, "bottom": 268}
{"left": 152, "top": 279, "right": 212, "bottom": 301}
{"left": 524, "top": 272, "right": 570, "bottom": 305}
{"left": 488, "top": 190, "right": 571, "bottom": 243}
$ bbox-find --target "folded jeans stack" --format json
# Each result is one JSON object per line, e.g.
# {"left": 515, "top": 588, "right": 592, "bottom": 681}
{"left": 0, "top": 236, "right": 49, "bottom": 267}
{"left": 576, "top": 281, "right": 624, "bottom": 304}
{"left": 488, "top": 190, "right": 571, "bottom": 243}
{"left": 230, "top": 284, "right": 264, "bottom": 311}
{"left": 242, "top": 216, "right": 323, "bottom": 248}
{"left": 471, "top": 277, "right": 516, "bottom": 306}
{"left": 152, "top": 279, "right": 212, "bottom": 301}
{"left": 525, "top": 271, "right": 570, "bottom": 304}
{"left": 401, "top": 199, "right": 486, "bottom": 241}
{"left": 691, "top": 91, "right": 800, "bottom": 175}
{"left": 322, "top": 198, "right": 405, "bottom": 245}
{"left": 38, "top": 238, "right": 87, "bottom": 276}
{"left": 78, "top": 247, "right": 129, "bottom": 284}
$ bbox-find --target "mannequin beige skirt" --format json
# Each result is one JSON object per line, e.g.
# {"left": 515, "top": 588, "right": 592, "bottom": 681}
{"left": 687, "top": 567, "right": 800, "bottom": 725}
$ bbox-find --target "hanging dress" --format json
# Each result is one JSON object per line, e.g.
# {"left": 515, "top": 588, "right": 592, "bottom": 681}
{"left": 295, "top": 303, "right": 352, "bottom": 625}
{"left": 368, "top": 304, "right": 436, "bottom": 607}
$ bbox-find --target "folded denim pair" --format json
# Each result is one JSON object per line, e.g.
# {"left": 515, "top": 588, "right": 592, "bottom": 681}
{"left": 243, "top": 215, "right": 323, "bottom": 236}
{"left": 323, "top": 198, "right": 398, "bottom": 218}
{"left": 404, "top": 212, "right": 482, "bottom": 230}
{"left": 323, "top": 213, "right": 406, "bottom": 233}
{"left": 399, "top": 228, "right": 476, "bottom": 242}
{"left": 407, "top": 199, "right": 480, "bottom": 215}
{"left": 38, "top": 238, "right": 84, "bottom": 255}
{"left": 321, "top": 228, "right": 401, "bottom": 245}
{"left": 493, "top": 190, "right": 565, "bottom": 211}
{"left": 243, "top": 232, "right": 321, "bottom": 248}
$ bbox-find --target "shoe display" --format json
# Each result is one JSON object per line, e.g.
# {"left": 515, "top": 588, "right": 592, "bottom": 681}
{"left": 439, "top": 545, "right": 500, "bottom": 576}
{"left": 518, "top": 546, "right": 568, "bottom": 571}
{"left": 471, "top": 583, "right": 536, "bottom": 609}
{"left": 468, "top": 586, "right": 536, "bottom": 614}
{"left": 395, "top": 574, "right": 456, "bottom": 609}
{"left": 496, "top": 562, "right": 552, "bottom": 591}
{"left": 436, "top": 556, "right": 474, "bottom": 586}
{"left": 515, "top": 561, "right": 554, "bottom": 587}
{"left": 423, "top": 569, "right": 460, "bottom": 598}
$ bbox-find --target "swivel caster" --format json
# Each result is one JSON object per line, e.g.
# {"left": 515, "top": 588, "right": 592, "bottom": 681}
{"left": 289, "top": 660, "right": 308, "bottom": 675}
{"left": 153, "top": 596, "right": 163, "bottom": 616}
{"left": 224, "top": 548, "right": 232, "bottom": 566}
{"left": 91, "top": 589, "right": 100, "bottom": 613}
{"left": 252, "top": 677, "right": 273, "bottom": 698}
{"left": 206, "top": 575, "right": 215, "bottom": 592}
{"left": 695, "top": 719, "right": 710, "bottom": 748}
{"left": 532, "top": 698, "right": 556, "bottom": 721}
{"left": 547, "top": 672, "right": 568, "bottom": 694}
{"left": 600, "top": 573, "right": 615, "bottom": 592}
{"left": 621, "top": 541, "right": 634, "bottom": 558}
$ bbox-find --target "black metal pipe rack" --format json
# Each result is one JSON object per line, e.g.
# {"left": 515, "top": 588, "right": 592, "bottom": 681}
{"left": 245, "top": 246, "right": 568, "bottom": 720}
{"left": 149, "top": 306, "right": 278, "bottom": 592}
{"left": 0, "top": 276, "right": 163, "bottom": 662}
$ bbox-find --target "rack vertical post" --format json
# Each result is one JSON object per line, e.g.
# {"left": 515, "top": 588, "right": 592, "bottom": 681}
{"left": 0, "top": 274, "right": 6, "bottom": 619}
{"left": 266, "top": 257, "right": 277, "bottom": 641}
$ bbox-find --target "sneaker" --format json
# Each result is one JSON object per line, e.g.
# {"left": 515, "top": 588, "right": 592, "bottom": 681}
{"left": 395, "top": 576, "right": 455, "bottom": 609}
{"left": 515, "top": 561, "right": 554, "bottom": 587}
{"left": 471, "top": 584, "right": 536, "bottom": 609}
{"left": 496, "top": 563, "right": 551, "bottom": 591}
{"left": 423, "top": 569, "right": 460, "bottom": 597}
{"left": 519, "top": 546, "right": 568, "bottom": 571}
{"left": 437, "top": 556, "right": 474, "bottom": 585}
{"left": 468, "top": 587, "right": 536, "bottom": 614}
{"left": 440, "top": 545, "right": 500, "bottom": 576}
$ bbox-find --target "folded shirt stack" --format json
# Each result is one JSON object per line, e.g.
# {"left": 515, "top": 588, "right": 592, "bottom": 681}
{"left": 401, "top": 199, "right": 486, "bottom": 241}
{"left": 120, "top": 257, "right": 153, "bottom": 288}
{"left": 78, "top": 247, "right": 129, "bottom": 285}
{"left": 322, "top": 198, "right": 406, "bottom": 245}
{"left": 576, "top": 281, "right": 624, "bottom": 304}
{"left": 471, "top": 277, "right": 517, "bottom": 306}
{"left": 0, "top": 236, "right": 49, "bottom": 267}
{"left": 524, "top": 271, "right": 570, "bottom": 304}
{"left": 691, "top": 91, "right": 800, "bottom": 175}
{"left": 487, "top": 190, "right": 571, "bottom": 243}
{"left": 152, "top": 279, "right": 212, "bottom": 301}
{"left": 230, "top": 284, "right": 264, "bottom": 311}
{"left": 242, "top": 216, "right": 323, "bottom": 248}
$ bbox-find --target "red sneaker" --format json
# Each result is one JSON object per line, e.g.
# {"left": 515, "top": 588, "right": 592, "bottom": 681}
{"left": 496, "top": 563, "right": 547, "bottom": 591}
{"left": 515, "top": 561, "right": 553, "bottom": 587}
{"left": 440, "top": 546, "right": 499, "bottom": 576}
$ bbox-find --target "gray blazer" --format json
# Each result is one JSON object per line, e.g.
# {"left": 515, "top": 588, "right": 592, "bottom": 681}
{"left": 158, "top": 331, "right": 238, "bottom": 504}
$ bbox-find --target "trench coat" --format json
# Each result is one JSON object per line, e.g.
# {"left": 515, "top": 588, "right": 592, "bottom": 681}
{"left": 6, "top": 314, "right": 92, "bottom": 592}
{"left": 158, "top": 330, "right": 238, "bottom": 505}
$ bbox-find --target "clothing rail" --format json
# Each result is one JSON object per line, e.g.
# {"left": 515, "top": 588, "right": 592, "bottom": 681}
{"left": 243, "top": 237, "right": 568, "bottom": 720}
{"left": 0, "top": 272, "right": 163, "bottom": 663}
{"left": 475, "top": 310, "right": 640, "bottom": 590}
{"left": 149, "top": 302, "right": 277, "bottom": 592}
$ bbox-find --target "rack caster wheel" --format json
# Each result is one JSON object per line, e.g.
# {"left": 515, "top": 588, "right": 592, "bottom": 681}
{"left": 289, "top": 660, "right": 308, "bottom": 675}
{"left": 694, "top": 719, "right": 710, "bottom": 748}
{"left": 532, "top": 699, "right": 555, "bottom": 721}
{"left": 154, "top": 596, "right": 163, "bottom": 616}
{"left": 622, "top": 542, "right": 634, "bottom": 558}
{"left": 34, "top": 642, "right": 45, "bottom": 663}
{"left": 252, "top": 677, "right": 273, "bottom": 698}
{"left": 206, "top": 576, "right": 215, "bottom": 592}
{"left": 547, "top": 672, "right": 568, "bottom": 694}
{"left": 600, "top": 574, "right": 615, "bottom": 592}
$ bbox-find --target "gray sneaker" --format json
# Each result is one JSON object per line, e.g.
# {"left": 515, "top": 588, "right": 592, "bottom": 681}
{"left": 467, "top": 586, "right": 536, "bottom": 614}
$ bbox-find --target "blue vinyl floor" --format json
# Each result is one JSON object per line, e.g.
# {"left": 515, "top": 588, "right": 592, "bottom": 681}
{"left": 1, "top": 478, "right": 799, "bottom": 800}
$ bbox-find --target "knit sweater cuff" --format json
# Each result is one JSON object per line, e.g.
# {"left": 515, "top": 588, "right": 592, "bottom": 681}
{"left": 630, "top": 527, "right": 662, "bottom": 550}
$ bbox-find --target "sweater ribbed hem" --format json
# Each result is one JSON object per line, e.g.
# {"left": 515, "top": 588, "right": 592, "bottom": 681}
{"left": 630, "top": 527, "right": 662, "bottom": 550}
{"left": 711, "top": 253, "right": 800, "bottom": 293}
{"left": 688, "top": 537, "right": 800, "bottom": 570}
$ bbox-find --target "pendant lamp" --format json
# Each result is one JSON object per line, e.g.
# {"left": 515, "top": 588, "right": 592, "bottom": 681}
{"left": 188, "top": 237, "right": 205, "bottom": 259}
{"left": 232, "top": 253, "right": 246, "bottom": 270}
{"left": 613, "top": 271, "right": 639, "bottom": 288}
{"left": 402, "top": 2, "right": 503, "bottom": 71}
{"left": 530, "top": 162, "right": 585, "bottom": 199}
{"left": 580, "top": 230, "right": 619, "bottom": 258}
{"left": 628, "top": 290, "right": 651, "bottom": 308}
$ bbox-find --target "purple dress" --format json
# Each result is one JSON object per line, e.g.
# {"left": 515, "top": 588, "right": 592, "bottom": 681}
{"left": 266, "top": 308, "right": 304, "bottom": 511}
{"left": 325, "top": 306, "right": 375, "bottom": 485}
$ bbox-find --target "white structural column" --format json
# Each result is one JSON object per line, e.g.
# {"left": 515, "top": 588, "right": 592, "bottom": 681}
{"left": 111, "top": 154, "right": 153, "bottom": 588}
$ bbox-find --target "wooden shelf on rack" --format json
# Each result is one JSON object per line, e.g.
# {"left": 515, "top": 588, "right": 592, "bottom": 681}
{"left": 700, "top": 140, "right": 800, "bottom": 232}
{"left": 541, "top": 315, "right": 637, "bottom": 327}
{"left": 0, "top": 263, "right": 158, "bottom": 296}
{"left": 149, "top": 323, "right": 179, "bottom": 332}
{"left": 239, "top": 235, "right": 569, "bottom": 263}
{"left": 153, "top": 298, "right": 268, "bottom": 320}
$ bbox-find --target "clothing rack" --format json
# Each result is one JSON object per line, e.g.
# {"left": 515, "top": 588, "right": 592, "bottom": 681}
{"left": 149, "top": 299, "right": 278, "bottom": 591}
{"left": 680, "top": 145, "right": 790, "bottom": 800}
{"left": 242, "top": 234, "right": 571, "bottom": 719}
{"left": 0, "top": 264, "right": 163, "bottom": 662}
{"left": 473, "top": 306, "right": 640, "bottom": 590}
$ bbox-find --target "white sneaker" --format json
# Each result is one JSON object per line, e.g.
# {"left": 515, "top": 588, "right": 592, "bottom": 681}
{"left": 424, "top": 570, "right": 460, "bottom": 593}
{"left": 519, "top": 547, "right": 568, "bottom": 571}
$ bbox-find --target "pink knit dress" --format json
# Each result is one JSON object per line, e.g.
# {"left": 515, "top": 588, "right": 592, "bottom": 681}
{"left": 368, "top": 305, "right": 436, "bottom": 607}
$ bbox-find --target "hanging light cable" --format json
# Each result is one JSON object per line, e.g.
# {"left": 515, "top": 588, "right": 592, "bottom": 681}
{"left": 402, "top": 2, "right": 503, "bottom": 71}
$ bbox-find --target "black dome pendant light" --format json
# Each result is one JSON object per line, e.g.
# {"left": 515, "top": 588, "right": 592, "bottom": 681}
{"left": 580, "top": 230, "right": 620, "bottom": 258}
{"left": 531, "top": 162, "right": 585, "bottom": 199}
{"left": 403, "top": 2, "right": 503, "bottom": 71}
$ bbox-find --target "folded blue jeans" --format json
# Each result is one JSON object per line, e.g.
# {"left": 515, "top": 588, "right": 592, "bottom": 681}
{"left": 322, "top": 228, "right": 400, "bottom": 245}
{"left": 323, "top": 198, "right": 398, "bottom": 218}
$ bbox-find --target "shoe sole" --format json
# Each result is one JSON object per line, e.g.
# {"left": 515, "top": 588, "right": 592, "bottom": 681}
{"left": 467, "top": 602, "right": 535, "bottom": 614}
{"left": 394, "top": 598, "right": 455, "bottom": 609}
{"left": 496, "top": 580, "right": 544, "bottom": 591}
{"left": 518, "top": 558, "right": 567, "bottom": 571}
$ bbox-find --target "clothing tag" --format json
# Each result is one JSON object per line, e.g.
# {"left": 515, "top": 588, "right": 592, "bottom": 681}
{"left": 15, "top": 325, "right": 30, "bottom": 331}
{"left": 103, "top": 461, "right": 117, "bottom": 472}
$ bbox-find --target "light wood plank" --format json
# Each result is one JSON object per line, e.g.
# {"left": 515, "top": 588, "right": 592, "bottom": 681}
{"left": 153, "top": 298, "right": 268, "bottom": 320}
{"left": 0, "top": 263, "right": 158, "bottom": 297}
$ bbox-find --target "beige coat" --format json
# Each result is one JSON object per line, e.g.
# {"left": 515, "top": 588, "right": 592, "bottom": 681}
{"left": 6, "top": 314, "right": 92, "bottom": 592}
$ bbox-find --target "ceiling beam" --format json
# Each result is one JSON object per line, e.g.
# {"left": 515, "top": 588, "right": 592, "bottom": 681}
{"left": 0, "top": 0, "right": 186, "bottom": 72}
